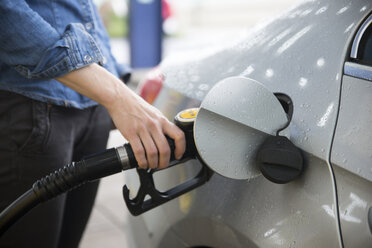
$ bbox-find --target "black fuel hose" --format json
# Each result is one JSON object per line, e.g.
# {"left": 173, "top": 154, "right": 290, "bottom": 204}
{"left": 0, "top": 139, "right": 175, "bottom": 236}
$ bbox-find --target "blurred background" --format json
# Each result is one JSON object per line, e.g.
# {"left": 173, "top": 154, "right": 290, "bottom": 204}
{"left": 81, "top": 0, "right": 300, "bottom": 247}
{"left": 95, "top": 0, "right": 301, "bottom": 79}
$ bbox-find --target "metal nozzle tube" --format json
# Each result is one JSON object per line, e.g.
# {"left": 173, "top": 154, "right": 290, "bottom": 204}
{"left": 116, "top": 146, "right": 131, "bottom": 170}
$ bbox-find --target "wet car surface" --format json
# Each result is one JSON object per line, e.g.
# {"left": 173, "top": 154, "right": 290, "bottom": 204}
{"left": 126, "top": 0, "right": 372, "bottom": 247}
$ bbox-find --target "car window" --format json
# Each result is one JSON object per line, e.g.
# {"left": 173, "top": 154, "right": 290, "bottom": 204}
{"left": 348, "top": 14, "right": 372, "bottom": 71}
{"left": 344, "top": 14, "right": 372, "bottom": 82}
{"left": 356, "top": 23, "right": 372, "bottom": 63}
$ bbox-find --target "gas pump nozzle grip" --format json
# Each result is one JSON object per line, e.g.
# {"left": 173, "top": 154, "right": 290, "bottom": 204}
{"left": 118, "top": 137, "right": 177, "bottom": 171}
{"left": 27, "top": 136, "right": 178, "bottom": 205}
{"left": 119, "top": 106, "right": 201, "bottom": 171}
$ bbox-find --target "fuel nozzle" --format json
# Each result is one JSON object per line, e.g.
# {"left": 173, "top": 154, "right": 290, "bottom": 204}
{"left": 174, "top": 107, "right": 198, "bottom": 130}
{"left": 123, "top": 107, "right": 212, "bottom": 216}
{"left": 0, "top": 108, "right": 210, "bottom": 235}
{"left": 174, "top": 108, "right": 199, "bottom": 159}
{"left": 117, "top": 107, "right": 199, "bottom": 171}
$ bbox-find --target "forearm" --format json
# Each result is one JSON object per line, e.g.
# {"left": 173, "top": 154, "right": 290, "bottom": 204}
{"left": 56, "top": 63, "right": 127, "bottom": 109}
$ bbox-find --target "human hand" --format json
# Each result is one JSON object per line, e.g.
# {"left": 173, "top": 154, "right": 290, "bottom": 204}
{"left": 107, "top": 86, "right": 186, "bottom": 169}
{"left": 57, "top": 63, "right": 186, "bottom": 169}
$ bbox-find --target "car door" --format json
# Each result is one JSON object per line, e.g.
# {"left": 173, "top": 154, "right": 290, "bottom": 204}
{"left": 331, "top": 12, "right": 372, "bottom": 247}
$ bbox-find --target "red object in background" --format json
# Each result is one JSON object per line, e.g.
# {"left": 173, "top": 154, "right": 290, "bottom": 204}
{"left": 138, "top": 67, "right": 164, "bottom": 104}
{"left": 162, "top": 0, "right": 172, "bottom": 20}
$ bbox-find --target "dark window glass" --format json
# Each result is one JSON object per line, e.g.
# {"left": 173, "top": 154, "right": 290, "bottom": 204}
{"left": 357, "top": 24, "right": 372, "bottom": 64}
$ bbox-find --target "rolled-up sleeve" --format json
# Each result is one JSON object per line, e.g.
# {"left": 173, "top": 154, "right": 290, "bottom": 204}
{"left": 0, "top": 1, "right": 103, "bottom": 79}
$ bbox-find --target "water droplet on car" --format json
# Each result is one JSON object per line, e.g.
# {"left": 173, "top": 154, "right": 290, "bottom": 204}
{"left": 315, "top": 6, "right": 327, "bottom": 15}
{"left": 198, "top": 83, "right": 209, "bottom": 91}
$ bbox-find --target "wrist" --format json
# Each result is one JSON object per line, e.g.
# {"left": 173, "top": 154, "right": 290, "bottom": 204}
{"left": 57, "top": 63, "right": 131, "bottom": 110}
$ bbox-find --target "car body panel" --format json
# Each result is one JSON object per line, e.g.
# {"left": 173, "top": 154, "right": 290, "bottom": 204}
{"left": 332, "top": 166, "right": 372, "bottom": 247}
{"left": 331, "top": 75, "right": 372, "bottom": 182}
{"left": 126, "top": 154, "right": 339, "bottom": 247}
{"left": 126, "top": 0, "right": 372, "bottom": 247}
{"left": 161, "top": 0, "right": 370, "bottom": 160}
{"left": 331, "top": 75, "right": 372, "bottom": 246}
{"left": 330, "top": 8, "right": 372, "bottom": 246}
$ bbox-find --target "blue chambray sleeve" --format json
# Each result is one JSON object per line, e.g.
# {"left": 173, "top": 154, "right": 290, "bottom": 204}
{"left": 0, "top": 1, "right": 103, "bottom": 79}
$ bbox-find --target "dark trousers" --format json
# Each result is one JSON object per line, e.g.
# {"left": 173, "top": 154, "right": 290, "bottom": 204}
{"left": 0, "top": 91, "right": 112, "bottom": 247}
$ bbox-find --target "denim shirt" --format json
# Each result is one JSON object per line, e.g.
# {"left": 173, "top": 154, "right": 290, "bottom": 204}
{"left": 0, "top": 0, "right": 130, "bottom": 109}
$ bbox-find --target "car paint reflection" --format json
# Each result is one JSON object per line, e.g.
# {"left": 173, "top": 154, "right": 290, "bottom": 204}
{"left": 322, "top": 192, "right": 367, "bottom": 224}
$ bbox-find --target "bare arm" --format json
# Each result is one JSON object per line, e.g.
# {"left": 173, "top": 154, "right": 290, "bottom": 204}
{"left": 57, "top": 63, "right": 186, "bottom": 169}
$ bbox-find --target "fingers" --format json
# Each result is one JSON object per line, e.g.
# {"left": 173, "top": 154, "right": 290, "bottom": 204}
{"left": 130, "top": 119, "right": 185, "bottom": 170}
{"left": 151, "top": 130, "right": 171, "bottom": 169}
{"left": 139, "top": 131, "right": 159, "bottom": 169}
{"left": 163, "top": 120, "right": 186, "bottom": 161}
{"left": 128, "top": 136, "right": 148, "bottom": 169}
{"left": 108, "top": 93, "right": 186, "bottom": 170}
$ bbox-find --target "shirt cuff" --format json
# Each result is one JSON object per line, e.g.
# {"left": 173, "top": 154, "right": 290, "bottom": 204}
{"left": 14, "top": 23, "right": 104, "bottom": 79}
{"left": 116, "top": 63, "right": 132, "bottom": 83}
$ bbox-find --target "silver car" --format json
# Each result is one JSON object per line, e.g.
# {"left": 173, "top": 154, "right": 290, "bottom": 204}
{"left": 124, "top": 0, "right": 372, "bottom": 247}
